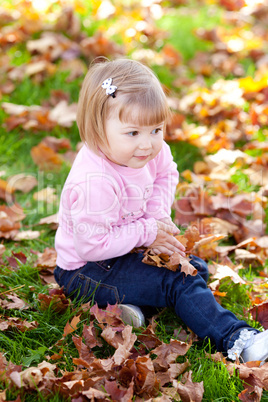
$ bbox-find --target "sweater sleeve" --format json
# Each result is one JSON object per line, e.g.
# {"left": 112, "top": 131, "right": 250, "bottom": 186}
{"left": 66, "top": 176, "right": 158, "bottom": 261}
{"left": 143, "top": 142, "right": 179, "bottom": 220}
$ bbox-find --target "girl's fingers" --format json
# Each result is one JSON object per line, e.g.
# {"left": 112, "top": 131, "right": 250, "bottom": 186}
{"left": 157, "top": 220, "right": 180, "bottom": 235}
{"left": 169, "top": 236, "right": 186, "bottom": 252}
{"left": 152, "top": 247, "right": 174, "bottom": 256}
{"left": 152, "top": 246, "right": 186, "bottom": 258}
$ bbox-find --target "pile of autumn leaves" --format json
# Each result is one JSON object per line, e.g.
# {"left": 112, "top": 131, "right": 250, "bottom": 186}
{"left": 1, "top": 296, "right": 268, "bottom": 401}
{"left": 0, "top": 303, "right": 201, "bottom": 401}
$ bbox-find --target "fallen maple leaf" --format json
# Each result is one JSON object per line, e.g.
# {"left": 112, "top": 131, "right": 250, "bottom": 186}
{"left": 38, "top": 213, "right": 58, "bottom": 230}
{"left": 12, "top": 230, "right": 40, "bottom": 241}
{"left": 72, "top": 335, "right": 94, "bottom": 367}
{"left": 151, "top": 339, "right": 192, "bottom": 370}
{"left": 0, "top": 317, "right": 38, "bottom": 332}
{"left": 141, "top": 249, "right": 197, "bottom": 275}
{"left": 137, "top": 325, "right": 162, "bottom": 350}
{"left": 82, "top": 322, "right": 103, "bottom": 349}
{"left": 156, "top": 361, "right": 189, "bottom": 387}
{"left": 0, "top": 178, "right": 15, "bottom": 202}
{"left": 35, "top": 247, "right": 57, "bottom": 269}
{"left": 104, "top": 378, "right": 134, "bottom": 401}
{"left": 135, "top": 355, "right": 160, "bottom": 397}
{"left": 7, "top": 173, "right": 37, "bottom": 193}
{"left": 249, "top": 301, "right": 268, "bottom": 330}
{"left": 9, "top": 361, "right": 57, "bottom": 390}
{"left": 0, "top": 294, "right": 29, "bottom": 310}
{"left": 38, "top": 288, "right": 70, "bottom": 312}
{"left": 90, "top": 303, "right": 124, "bottom": 329}
{"left": 31, "top": 143, "right": 63, "bottom": 171}
{"left": 211, "top": 262, "right": 246, "bottom": 284}
{"left": 6, "top": 251, "right": 27, "bottom": 268}
{"left": 174, "top": 370, "right": 204, "bottom": 402}
{"left": 33, "top": 187, "right": 58, "bottom": 204}
{"left": 63, "top": 315, "right": 81, "bottom": 337}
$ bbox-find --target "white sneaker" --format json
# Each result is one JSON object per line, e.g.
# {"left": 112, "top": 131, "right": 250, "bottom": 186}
{"left": 119, "top": 304, "right": 145, "bottom": 327}
{"left": 241, "top": 330, "right": 268, "bottom": 365}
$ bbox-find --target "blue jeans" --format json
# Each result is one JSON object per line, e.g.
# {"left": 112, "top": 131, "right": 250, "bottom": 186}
{"left": 54, "top": 253, "right": 253, "bottom": 353}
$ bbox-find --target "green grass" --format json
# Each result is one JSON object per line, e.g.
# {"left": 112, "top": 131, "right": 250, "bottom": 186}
{"left": 157, "top": 4, "right": 223, "bottom": 62}
{"left": 189, "top": 344, "right": 244, "bottom": 401}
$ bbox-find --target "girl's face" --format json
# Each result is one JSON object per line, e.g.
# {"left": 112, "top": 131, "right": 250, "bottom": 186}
{"left": 103, "top": 104, "right": 164, "bottom": 169}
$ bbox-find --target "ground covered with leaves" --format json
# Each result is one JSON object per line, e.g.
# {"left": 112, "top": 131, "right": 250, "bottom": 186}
{"left": 0, "top": 0, "right": 268, "bottom": 400}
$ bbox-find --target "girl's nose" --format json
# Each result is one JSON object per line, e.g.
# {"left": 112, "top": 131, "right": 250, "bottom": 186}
{"left": 139, "top": 137, "right": 152, "bottom": 150}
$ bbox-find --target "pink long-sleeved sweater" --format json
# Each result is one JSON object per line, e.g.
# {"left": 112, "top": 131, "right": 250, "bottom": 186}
{"left": 55, "top": 141, "right": 178, "bottom": 270}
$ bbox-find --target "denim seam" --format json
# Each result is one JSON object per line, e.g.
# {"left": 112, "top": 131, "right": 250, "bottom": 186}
{"left": 79, "top": 274, "right": 120, "bottom": 304}
{"left": 58, "top": 268, "right": 65, "bottom": 281}
{"left": 65, "top": 266, "right": 86, "bottom": 294}
{"left": 78, "top": 274, "right": 90, "bottom": 296}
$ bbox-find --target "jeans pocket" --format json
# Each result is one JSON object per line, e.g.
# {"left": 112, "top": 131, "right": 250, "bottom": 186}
{"left": 94, "top": 258, "right": 118, "bottom": 272}
{"left": 66, "top": 272, "right": 120, "bottom": 305}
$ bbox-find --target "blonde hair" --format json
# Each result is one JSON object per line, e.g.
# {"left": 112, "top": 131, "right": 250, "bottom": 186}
{"left": 76, "top": 58, "right": 170, "bottom": 152}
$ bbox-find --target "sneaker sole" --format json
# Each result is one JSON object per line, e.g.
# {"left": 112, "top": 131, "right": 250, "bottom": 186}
{"left": 119, "top": 305, "right": 145, "bottom": 327}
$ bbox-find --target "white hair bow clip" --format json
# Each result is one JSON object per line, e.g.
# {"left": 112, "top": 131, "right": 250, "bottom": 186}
{"left": 102, "top": 78, "right": 117, "bottom": 98}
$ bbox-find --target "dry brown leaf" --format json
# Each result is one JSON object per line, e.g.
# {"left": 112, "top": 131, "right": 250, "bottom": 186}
{"left": 5, "top": 251, "right": 27, "bottom": 268}
{"left": 211, "top": 263, "right": 246, "bottom": 284}
{"left": 39, "top": 213, "right": 58, "bottom": 230}
{"left": 7, "top": 174, "right": 37, "bottom": 193}
{"left": 63, "top": 315, "right": 81, "bottom": 337}
{"left": 156, "top": 361, "right": 189, "bottom": 387}
{"left": 0, "top": 178, "right": 15, "bottom": 202}
{"left": 33, "top": 187, "right": 58, "bottom": 204}
{"left": 137, "top": 326, "right": 162, "bottom": 350}
{"left": 48, "top": 100, "right": 77, "bottom": 128}
{"left": 0, "top": 295, "right": 29, "bottom": 310}
{"left": 151, "top": 339, "right": 192, "bottom": 370}
{"left": 135, "top": 355, "right": 160, "bottom": 397}
{"left": 13, "top": 230, "right": 40, "bottom": 241}
{"left": 41, "top": 136, "right": 71, "bottom": 152}
{"left": 72, "top": 336, "right": 94, "bottom": 367}
{"left": 193, "top": 234, "right": 227, "bottom": 260}
{"left": 35, "top": 247, "right": 57, "bottom": 269}
{"left": 141, "top": 250, "right": 197, "bottom": 276}
{"left": 83, "top": 322, "right": 103, "bottom": 349}
{"left": 38, "top": 288, "right": 70, "bottom": 312}
{"left": 0, "top": 317, "right": 38, "bottom": 332}
{"left": 249, "top": 301, "right": 268, "bottom": 330}
{"left": 31, "top": 143, "right": 63, "bottom": 171}
{"left": 9, "top": 361, "right": 57, "bottom": 390}
{"left": 174, "top": 371, "right": 204, "bottom": 402}
{"left": 101, "top": 325, "right": 136, "bottom": 350}
{"left": 104, "top": 378, "right": 134, "bottom": 401}
{"left": 90, "top": 303, "right": 124, "bottom": 329}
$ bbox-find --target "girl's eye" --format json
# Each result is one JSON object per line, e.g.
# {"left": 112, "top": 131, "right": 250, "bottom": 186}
{"left": 127, "top": 131, "right": 138, "bottom": 136}
{"left": 152, "top": 128, "right": 162, "bottom": 135}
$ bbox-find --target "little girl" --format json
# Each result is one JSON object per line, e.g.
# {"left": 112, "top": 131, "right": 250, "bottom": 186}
{"left": 54, "top": 58, "right": 268, "bottom": 364}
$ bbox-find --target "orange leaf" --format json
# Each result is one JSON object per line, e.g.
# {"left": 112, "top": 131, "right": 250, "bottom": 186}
{"left": 31, "top": 143, "right": 63, "bottom": 171}
{"left": 63, "top": 315, "right": 81, "bottom": 337}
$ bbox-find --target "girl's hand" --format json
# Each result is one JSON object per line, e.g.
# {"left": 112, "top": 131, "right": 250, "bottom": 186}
{"left": 149, "top": 220, "right": 186, "bottom": 257}
{"left": 157, "top": 217, "right": 180, "bottom": 235}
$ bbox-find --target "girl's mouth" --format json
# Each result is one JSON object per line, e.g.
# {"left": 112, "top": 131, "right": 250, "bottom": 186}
{"left": 135, "top": 155, "right": 150, "bottom": 160}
